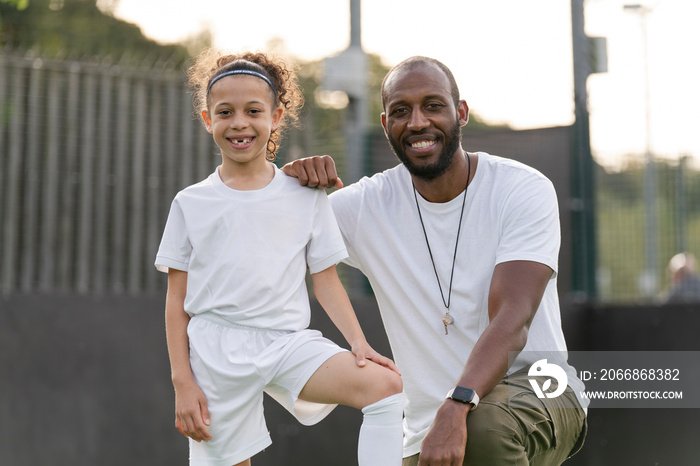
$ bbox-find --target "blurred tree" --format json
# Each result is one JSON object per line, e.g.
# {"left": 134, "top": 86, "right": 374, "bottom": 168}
{"left": 0, "top": 0, "right": 28, "bottom": 39}
{"left": 0, "top": 0, "right": 201, "bottom": 66}
{"left": 0, "top": 0, "right": 28, "bottom": 9}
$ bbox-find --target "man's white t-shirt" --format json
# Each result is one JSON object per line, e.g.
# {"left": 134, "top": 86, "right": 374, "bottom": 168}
{"left": 155, "top": 165, "right": 348, "bottom": 331}
{"left": 330, "top": 152, "right": 586, "bottom": 456}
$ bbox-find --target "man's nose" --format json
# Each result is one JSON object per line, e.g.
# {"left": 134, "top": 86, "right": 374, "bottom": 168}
{"left": 407, "top": 108, "right": 429, "bottom": 131}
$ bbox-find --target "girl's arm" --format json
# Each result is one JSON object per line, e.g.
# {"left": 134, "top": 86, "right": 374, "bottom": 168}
{"left": 311, "top": 265, "right": 400, "bottom": 375}
{"left": 165, "top": 268, "right": 212, "bottom": 442}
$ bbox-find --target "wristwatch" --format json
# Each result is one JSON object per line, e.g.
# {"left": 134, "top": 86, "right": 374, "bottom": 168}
{"left": 446, "top": 386, "right": 479, "bottom": 409}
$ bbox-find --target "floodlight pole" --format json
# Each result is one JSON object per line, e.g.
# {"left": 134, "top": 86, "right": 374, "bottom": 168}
{"left": 345, "top": 0, "right": 368, "bottom": 185}
{"left": 570, "top": 0, "right": 598, "bottom": 302}
{"left": 350, "top": 0, "right": 361, "bottom": 48}
{"left": 624, "top": 3, "right": 658, "bottom": 296}
{"left": 321, "top": 0, "right": 368, "bottom": 295}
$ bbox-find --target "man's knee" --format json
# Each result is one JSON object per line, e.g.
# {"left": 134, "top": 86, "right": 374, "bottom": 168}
{"left": 465, "top": 402, "right": 527, "bottom": 464}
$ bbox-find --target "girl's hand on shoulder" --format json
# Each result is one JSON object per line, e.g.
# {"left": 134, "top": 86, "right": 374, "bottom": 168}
{"left": 173, "top": 378, "right": 212, "bottom": 442}
{"left": 351, "top": 340, "right": 401, "bottom": 376}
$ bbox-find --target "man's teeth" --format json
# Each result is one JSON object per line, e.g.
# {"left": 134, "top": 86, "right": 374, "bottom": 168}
{"left": 411, "top": 140, "right": 435, "bottom": 149}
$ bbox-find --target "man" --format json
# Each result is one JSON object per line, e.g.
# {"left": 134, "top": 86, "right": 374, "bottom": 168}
{"left": 665, "top": 252, "right": 700, "bottom": 303}
{"left": 284, "top": 56, "right": 587, "bottom": 465}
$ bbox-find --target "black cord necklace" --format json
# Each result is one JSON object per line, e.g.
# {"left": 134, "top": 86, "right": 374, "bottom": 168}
{"left": 412, "top": 153, "right": 471, "bottom": 335}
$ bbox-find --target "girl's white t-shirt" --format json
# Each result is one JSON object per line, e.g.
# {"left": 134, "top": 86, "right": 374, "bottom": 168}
{"left": 330, "top": 152, "right": 586, "bottom": 456}
{"left": 155, "top": 165, "right": 348, "bottom": 331}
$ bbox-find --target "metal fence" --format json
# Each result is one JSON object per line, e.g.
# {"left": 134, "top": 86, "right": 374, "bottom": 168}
{"left": 0, "top": 52, "right": 219, "bottom": 294}
{"left": 594, "top": 156, "right": 700, "bottom": 303}
{"left": 3, "top": 51, "right": 698, "bottom": 303}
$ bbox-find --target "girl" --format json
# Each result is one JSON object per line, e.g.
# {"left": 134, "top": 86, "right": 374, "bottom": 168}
{"left": 155, "top": 49, "right": 403, "bottom": 466}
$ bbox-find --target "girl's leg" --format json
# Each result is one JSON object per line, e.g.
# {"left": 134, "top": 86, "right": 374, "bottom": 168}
{"left": 299, "top": 352, "right": 404, "bottom": 466}
{"left": 299, "top": 351, "right": 401, "bottom": 407}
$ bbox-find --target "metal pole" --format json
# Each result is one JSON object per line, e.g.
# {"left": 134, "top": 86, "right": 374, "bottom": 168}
{"left": 344, "top": 0, "right": 368, "bottom": 295}
{"left": 624, "top": 4, "right": 657, "bottom": 296}
{"left": 344, "top": 0, "right": 367, "bottom": 185}
{"left": 350, "top": 0, "right": 361, "bottom": 48}
{"left": 570, "top": 0, "right": 597, "bottom": 302}
{"left": 677, "top": 155, "right": 687, "bottom": 254}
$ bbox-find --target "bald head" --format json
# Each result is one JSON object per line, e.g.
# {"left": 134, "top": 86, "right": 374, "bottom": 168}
{"left": 381, "top": 56, "right": 461, "bottom": 110}
{"left": 669, "top": 252, "right": 698, "bottom": 282}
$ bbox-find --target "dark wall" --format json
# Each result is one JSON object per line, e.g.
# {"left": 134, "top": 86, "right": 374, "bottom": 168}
{"left": 0, "top": 293, "right": 388, "bottom": 466}
{"left": 0, "top": 293, "right": 183, "bottom": 465}
{"left": 563, "top": 303, "right": 700, "bottom": 466}
{"left": 3, "top": 293, "right": 699, "bottom": 465}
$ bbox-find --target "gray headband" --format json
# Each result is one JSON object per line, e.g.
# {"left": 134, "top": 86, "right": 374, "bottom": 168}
{"left": 207, "top": 69, "right": 276, "bottom": 97}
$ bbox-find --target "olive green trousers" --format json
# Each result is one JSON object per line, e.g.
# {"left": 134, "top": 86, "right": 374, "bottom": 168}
{"left": 403, "top": 368, "right": 587, "bottom": 466}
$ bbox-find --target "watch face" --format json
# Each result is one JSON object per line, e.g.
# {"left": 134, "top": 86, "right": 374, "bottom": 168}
{"left": 452, "top": 386, "right": 475, "bottom": 403}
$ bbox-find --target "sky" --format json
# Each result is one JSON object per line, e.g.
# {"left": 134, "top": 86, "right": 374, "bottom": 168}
{"left": 107, "top": 0, "right": 700, "bottom": 169}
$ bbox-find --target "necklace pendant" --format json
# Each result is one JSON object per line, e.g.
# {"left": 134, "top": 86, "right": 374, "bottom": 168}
{"left": 442, "top": 313, "right": 454, "bottom": 335}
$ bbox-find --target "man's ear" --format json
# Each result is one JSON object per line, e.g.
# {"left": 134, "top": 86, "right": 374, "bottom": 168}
{"left": 458, "top": 100, "right": 469, "bottom": 127}
{"left": 202, "top": 110, "right": 213, "bottom": 133}
{"left": 381, "top": 112, "right": 388, "bottom": 136}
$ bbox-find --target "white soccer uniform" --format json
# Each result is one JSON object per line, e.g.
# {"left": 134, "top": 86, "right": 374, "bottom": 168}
{"left": 156, "top": 166, "right": 349, "bottom": 465}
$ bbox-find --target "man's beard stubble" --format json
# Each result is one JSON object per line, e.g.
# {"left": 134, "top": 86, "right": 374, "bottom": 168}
{"left": 387, "top": 120, "right": 462, "bottom": 181}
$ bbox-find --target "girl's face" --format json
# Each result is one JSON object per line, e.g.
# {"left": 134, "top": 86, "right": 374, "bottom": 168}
{"left": 203, "top": 75, "right": 282, "bottom": 170}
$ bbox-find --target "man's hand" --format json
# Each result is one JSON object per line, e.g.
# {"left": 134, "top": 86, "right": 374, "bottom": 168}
{"left": 281, "top": 155, "right": 343, "bottom": 189}
{"left": 418, "top": 400, "right": 470, "bottom": 465}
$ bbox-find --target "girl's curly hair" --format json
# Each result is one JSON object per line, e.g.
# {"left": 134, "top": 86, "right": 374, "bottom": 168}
{"left": 187, "top": 48, "right": 303, "bottom": 161}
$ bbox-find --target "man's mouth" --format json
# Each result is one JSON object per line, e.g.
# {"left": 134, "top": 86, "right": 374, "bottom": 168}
{"left": 409, "top": 139, "right": 437, "bottom": 150}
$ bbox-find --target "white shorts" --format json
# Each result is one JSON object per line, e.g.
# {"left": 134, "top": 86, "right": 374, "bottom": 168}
{"left": 186, "top": 313, "right": 347, "bottom": 466}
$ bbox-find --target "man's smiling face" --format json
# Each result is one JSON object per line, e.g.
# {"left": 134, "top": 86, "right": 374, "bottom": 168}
{"left": 381, "top": 63, "right": 465, "bottom": 180}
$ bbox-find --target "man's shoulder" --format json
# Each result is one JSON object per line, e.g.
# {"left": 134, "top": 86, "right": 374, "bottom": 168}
{"left": 477, "top": 153, "right": 555, "bottom": 200}
{"left": 277, "top": 168, "right": 323, "bottom": 196}
{"left": 480, "top": 152, "right": 548, "bottom": 182}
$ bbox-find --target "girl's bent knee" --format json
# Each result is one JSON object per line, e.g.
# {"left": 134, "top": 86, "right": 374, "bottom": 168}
{"left": 373, "top": 370, "right": 403, "bottom": 402}
{"left": 387, "top": 371, "right": 403, "bottom": 395}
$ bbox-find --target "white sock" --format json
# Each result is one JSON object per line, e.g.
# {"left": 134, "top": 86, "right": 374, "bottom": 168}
{"left": 357, "top": 393, "right": 404, "bottom": 466}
